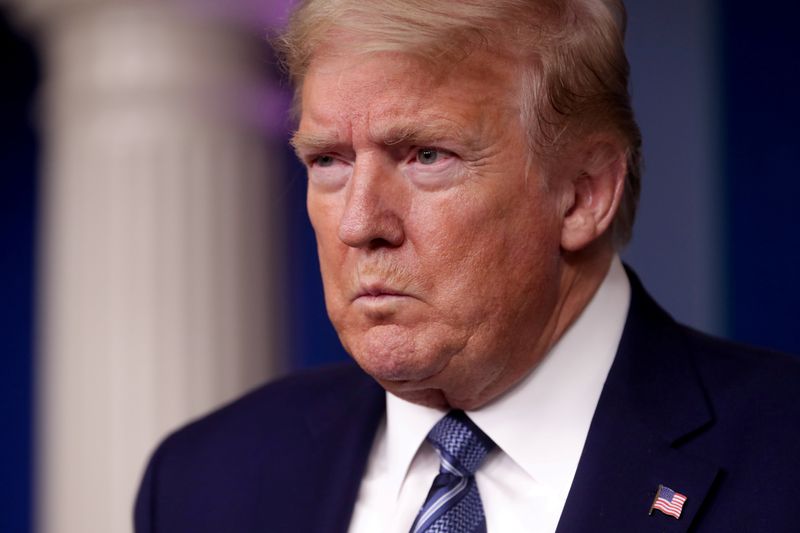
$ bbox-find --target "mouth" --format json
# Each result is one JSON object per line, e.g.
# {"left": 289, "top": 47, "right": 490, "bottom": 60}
{"left": 354, "top": 285, "right": 409, "bottom": 300}
{"left": 352, "top": 273, "right": 407, "bottom": 295}
{"left": 363, "top": 286, "right": 403, "bottom": 296}
{"left": 352, "top": 281, "right": 417, "bottom": 311}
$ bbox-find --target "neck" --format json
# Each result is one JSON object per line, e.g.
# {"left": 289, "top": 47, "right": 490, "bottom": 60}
{"left": 550, "top": 242, "right": 617, "bottom": 353}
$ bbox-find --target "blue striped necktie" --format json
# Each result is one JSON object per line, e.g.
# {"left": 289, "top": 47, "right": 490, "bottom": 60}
{"left": 410, "top": 410, "right": 496, "bottom": 533}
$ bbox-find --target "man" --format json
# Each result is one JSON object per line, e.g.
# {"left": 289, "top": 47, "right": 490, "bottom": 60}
{"left": 135, "top": 1, "right": 800, "bottom": 532}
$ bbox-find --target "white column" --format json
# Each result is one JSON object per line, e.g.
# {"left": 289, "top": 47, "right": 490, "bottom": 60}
{"left": 11, "top": 1, "right": 286, "bottom": 532}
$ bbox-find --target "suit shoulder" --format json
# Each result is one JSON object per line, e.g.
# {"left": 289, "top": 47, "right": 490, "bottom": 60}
{"left": 682, "top": 325, "right": 800, "bottom": 409}
{"left": 135, "top": 362, "right": 383, "bottom": 530}
{"left": 150, "top": 362, "right": 377, "bottom": 470}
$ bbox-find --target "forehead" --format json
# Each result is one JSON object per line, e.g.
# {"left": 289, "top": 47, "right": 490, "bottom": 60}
{"left": 296, "top": 50, "right": 520, "bottom": 144}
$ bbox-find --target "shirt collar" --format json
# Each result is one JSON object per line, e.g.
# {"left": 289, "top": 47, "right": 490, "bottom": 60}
{"left": 383, "top": 390, "right": 444, "bottom": 500}
{"left": 383, "top": 256, "right": 631, "bottom": 498}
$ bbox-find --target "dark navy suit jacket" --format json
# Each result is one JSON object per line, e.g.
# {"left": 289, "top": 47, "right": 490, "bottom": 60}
{"left": 135, "top": 273, "right": 800, "bottom": 532}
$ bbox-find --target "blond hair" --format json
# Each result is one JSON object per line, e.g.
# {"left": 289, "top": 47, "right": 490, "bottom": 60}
{"left": 275, "top": 0, "right": 642, "bottom": 246}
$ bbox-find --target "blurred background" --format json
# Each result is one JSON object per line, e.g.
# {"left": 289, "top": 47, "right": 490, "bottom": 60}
{"left": 1, "top": 0, "right": 798, "bottom": 531}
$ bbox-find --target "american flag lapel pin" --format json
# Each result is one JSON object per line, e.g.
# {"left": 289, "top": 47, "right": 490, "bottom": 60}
{"left": 649, "top": 484, "right": 688, "bottom": 519}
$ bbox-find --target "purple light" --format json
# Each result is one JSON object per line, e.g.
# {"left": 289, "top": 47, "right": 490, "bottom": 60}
{"left": 177, "top": 0, "right": 297, "bottom": 30}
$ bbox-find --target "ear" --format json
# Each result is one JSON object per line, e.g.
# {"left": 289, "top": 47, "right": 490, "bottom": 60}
{"left": 560, "top": 139, "right": 627, "bottom": 252}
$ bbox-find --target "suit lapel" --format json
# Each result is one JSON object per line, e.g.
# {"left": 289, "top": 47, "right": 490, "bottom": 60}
{"left": 287, "top": 369, "right": 385, "bottom": 533}
{"left": 556, "top": 271, "right": 719, "bottom": 533}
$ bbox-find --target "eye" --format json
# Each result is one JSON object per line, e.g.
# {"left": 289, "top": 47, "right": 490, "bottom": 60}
{"left": 312, "top": 154, "right": 336, "bottom": 167}
{"left": 416, "top": 148, "right": 441, "bottom": 165}
{"left": 305, "top": 153, "right": 351, "bottom": 190}
{"left": 403, "top": 146, "right": 462, "bottom": 189}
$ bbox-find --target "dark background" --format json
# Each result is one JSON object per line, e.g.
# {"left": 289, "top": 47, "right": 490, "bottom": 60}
{"left": 2, "top": 1, "right": 799, "bottom": 530}
{"left": 1, "top": 10, "right": 38, "bottom": 533}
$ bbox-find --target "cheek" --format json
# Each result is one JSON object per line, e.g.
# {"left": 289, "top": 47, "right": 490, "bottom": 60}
{"left": 411, "top": 188, "right": 561, "bottom": 314}
{"left": 307, "top": 194, "right": 349, "bottom": 303}
{"left": 308, "top": 192, "right": 346, "bottom": 261}
{"left": 307, "top": 190, "right": 335, "bottom": 238}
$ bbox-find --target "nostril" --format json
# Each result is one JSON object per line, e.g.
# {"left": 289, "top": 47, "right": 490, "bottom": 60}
{"left": 368, "top": 237, "right": 397, "bottom": 250}
{"left": 338, "top": 206, "right": 405, "bottom": 248}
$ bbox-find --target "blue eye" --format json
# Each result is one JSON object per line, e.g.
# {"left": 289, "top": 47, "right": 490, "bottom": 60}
{"left": 314, "top": 155, "right": 336, "bottom": 167}
{"left": 417, "top": 148, "right": 440, "bottom": 165}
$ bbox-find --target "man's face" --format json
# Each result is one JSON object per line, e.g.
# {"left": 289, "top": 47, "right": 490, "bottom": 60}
{"left": 295, "top": 49, "right": 570, "bottom": 409}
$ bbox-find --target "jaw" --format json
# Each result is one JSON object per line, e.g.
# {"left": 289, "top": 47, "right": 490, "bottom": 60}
{"left": 373, "top": 253, "right": 617, "bottom": 411}
{"left": 343, "top": 322, "right": 467, "bottom": 383}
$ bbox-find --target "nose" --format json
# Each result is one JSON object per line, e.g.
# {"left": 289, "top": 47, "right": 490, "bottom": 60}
{"left": 338, "top": 160, "right": 405, "bottom": 249}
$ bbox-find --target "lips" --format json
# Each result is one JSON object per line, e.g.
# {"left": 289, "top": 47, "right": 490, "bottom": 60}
{"left": 355, "top": 284, "right": 408, "bottom": 299}
{"left": 351, "top": 274, "right": 418, "bottom": 301}
{"left": 351, "top": 283, "right": 413, "bottom": 319}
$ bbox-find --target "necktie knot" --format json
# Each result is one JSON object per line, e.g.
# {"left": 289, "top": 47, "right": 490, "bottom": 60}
{"left": 426, "top": 410, "right": 495, "bottom": 477}
{"left": 410, "top": 411, "right": 495, "bottom": 533}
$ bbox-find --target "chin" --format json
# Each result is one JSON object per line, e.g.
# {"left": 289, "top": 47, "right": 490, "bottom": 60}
{"left": 343, "top": 324, "right": 454, "bottom": 381}
{"left": 354, "top": 348, "right": 484, "bottom": 410}
{"left": 353, "top": 347, "right": 446, "bottom": 384}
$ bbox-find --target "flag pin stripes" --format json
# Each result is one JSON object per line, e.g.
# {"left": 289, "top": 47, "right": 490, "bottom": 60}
{"left": 649, "top": 484, "right": 687, "bottom": 519}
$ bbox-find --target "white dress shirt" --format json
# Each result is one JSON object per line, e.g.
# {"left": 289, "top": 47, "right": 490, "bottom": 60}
{"left": 348, "top": 257, "right": 631, "bottom": 533}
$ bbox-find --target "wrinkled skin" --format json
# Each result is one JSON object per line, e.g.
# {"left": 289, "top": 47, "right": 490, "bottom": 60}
{"left": 293, "top": 48, "right": 620, "bottom": 410}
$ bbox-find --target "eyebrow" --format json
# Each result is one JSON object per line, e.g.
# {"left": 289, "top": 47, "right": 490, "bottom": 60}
{"left": 377, "top": 122, "right": 460, "bottom": 147}
{"left": 291, "top": 119, "right": 481, "bottom": 157}
{"left": 289, "top": 132, "right": 340, "bottom": 156}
